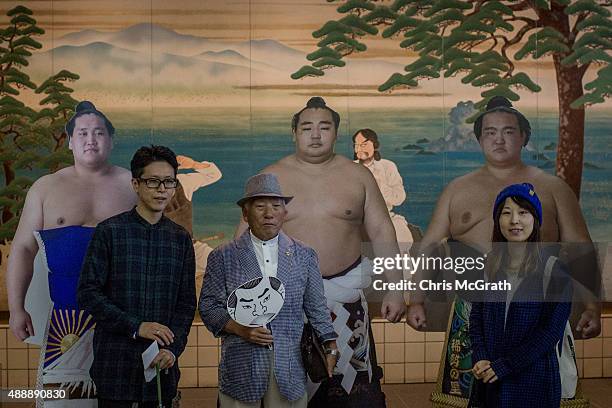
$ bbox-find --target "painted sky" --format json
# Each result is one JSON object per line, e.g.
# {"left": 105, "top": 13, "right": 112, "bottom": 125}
{"left": 1, "top": 0, "right": 342, "bottom": 45}
{"left": 1, "top": 0, "right": 610, "bottom": 109}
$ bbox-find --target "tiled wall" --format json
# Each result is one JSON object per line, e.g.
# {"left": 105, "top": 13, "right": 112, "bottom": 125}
{"left": 372, "top": 315, "right": 612, "bottom": 384}
{"left": 0, "top": 326, "right": 39, "bottom": 388}
{"left": 1, "top": 315, "right": 610, "bottom": 388}
{"left": 373, "top": 319, "right": 446, "bottom": 384}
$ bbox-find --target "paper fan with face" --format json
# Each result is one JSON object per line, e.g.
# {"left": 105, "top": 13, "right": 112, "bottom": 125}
{"left": 227, "top": 276, "right": 285, "bottom": 327}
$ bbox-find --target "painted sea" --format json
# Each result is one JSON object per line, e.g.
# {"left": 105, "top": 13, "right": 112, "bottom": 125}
{"left": 105, "top": 107, "right": 611, "bottom": 244}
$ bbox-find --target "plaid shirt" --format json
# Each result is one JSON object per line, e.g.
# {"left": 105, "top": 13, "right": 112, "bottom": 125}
{"left": 77, "top": 208, "right": 196, "bottom": 401}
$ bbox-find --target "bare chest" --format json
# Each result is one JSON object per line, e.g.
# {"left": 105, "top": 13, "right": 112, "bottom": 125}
{"left": 449, "top": 186, "right": 496, "bottom": 244}
{"left": 280, "top": 171, "right": 365, "bottom": 225}
{"left": 42, "top": 180, "right": 135, "bottom": 228}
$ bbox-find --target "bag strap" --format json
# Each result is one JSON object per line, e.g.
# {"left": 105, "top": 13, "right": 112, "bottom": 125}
{"left": 542, "top": 255, "right": 557, "bottom": 297}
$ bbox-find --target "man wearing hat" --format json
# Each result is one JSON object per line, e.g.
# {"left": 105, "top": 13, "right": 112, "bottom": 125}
{"left": 237, "top": 97, "right": 405, "bottom": 407}
{"left": 406, "top": 96, "right": 600, "bottom": 400}
{"left": 200, "top": 173, "right": 338, "bottom": 407}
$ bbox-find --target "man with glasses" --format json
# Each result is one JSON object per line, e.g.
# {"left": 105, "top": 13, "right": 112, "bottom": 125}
{"left": 78, "top": 145, "right": 196, "bottom": 408}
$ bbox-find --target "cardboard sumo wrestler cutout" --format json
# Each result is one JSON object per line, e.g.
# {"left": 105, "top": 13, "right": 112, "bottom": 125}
{"left": 227, "top": 276, "right": 285, "bottom": 327}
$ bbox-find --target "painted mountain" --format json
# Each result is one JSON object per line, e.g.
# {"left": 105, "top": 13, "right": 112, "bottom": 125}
{"left": 29, "top": 23, "right": 411, "bottom": 106}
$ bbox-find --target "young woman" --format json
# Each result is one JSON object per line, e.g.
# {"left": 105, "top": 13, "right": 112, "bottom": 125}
{"left": 469, "top": 183, "right": 572, "bottom": 408}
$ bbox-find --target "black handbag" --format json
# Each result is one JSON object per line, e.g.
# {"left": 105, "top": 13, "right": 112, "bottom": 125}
{"left": 300, "top": 322, "right": 328, "bottom": 383}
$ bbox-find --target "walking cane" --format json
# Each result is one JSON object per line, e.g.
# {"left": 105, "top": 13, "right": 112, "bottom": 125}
{"left": 156, "top": 363, "right": 163, "bottom": 408}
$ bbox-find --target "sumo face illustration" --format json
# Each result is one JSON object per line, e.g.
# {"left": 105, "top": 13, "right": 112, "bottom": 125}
{"left": 227, "top": 276, "right": 285, "bottom": 327}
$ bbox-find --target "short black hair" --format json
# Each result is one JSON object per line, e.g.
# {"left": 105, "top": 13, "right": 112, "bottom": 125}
{"left": 291, "top": 97, "right": 340, "bottom": 133}
{"left": 130, "top": 145, "right": 178, "bottom": 178}
{"left": 473, "top": 96, "right": 531, "bottom": 145}
{"left": 352, "top": 128, "right": 381, "bottom": 161}
{"left": 65, "top": 101, "right": 115, "bottom": 138}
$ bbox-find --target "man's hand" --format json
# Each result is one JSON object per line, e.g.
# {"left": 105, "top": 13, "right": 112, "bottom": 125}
{"left": 239, "top": 326, "right": 274, "bottom": 346}
{"left": 406, "top": 303, "right": 427, "bottom": 330}
{"left": 9, "top": 308, "right": 34, "bottom": 341}
{"left": 324, "top": 340, "right": 339, "bottom": 378}
{"left": 138, "top": 322, "right": 175, "bottom": 346}
{"left": 150, "top": 349, "right": 175, "bottom": 370}
{"left": 381, "top": 291, "right": 406, "bottom": 323}
{"left": 325, "top": 353, "right": 338, "bottom": 377}
{"left": 576, "top": 307, "right": 601, "bottom": 339}
{"left": 224, "top": 320, "right": 273, "bottom": 346}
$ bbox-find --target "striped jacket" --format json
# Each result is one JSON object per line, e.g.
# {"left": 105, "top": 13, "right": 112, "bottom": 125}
{"left": 199, "top": 230, "right": 336, "bottom": 402}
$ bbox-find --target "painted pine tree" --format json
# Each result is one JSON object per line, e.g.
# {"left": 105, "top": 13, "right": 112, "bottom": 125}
{"left": 0, "top": 5, "right": 79, "bottom": 242}
{"left": 292, "top": 0, "right": 612, "bottom": 198}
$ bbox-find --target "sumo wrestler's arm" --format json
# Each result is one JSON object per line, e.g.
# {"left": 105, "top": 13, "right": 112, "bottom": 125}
{"left": 77, "top": 226, "right": 141, "bottom": 337}
{"left": 406, "top": 180, "right": 454, "bottom": 330}
{"left": 165, "top": 233, "right": 196, "bottom": 358}
{"left": 552, "top": 177, "right": 601, "bottom": 338}
{"left": 362, "top": 167, "right": 406, "bottom": 322}
{"left": 6, "top": 180, "right": 44, "bottom": 340}
{"left": 176, "top": 156, "right": 222, "bottom": 201}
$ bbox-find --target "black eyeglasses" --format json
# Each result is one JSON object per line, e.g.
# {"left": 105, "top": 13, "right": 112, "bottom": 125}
{"left": 138, "top": 177, "right": 178, "bottom": 189}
